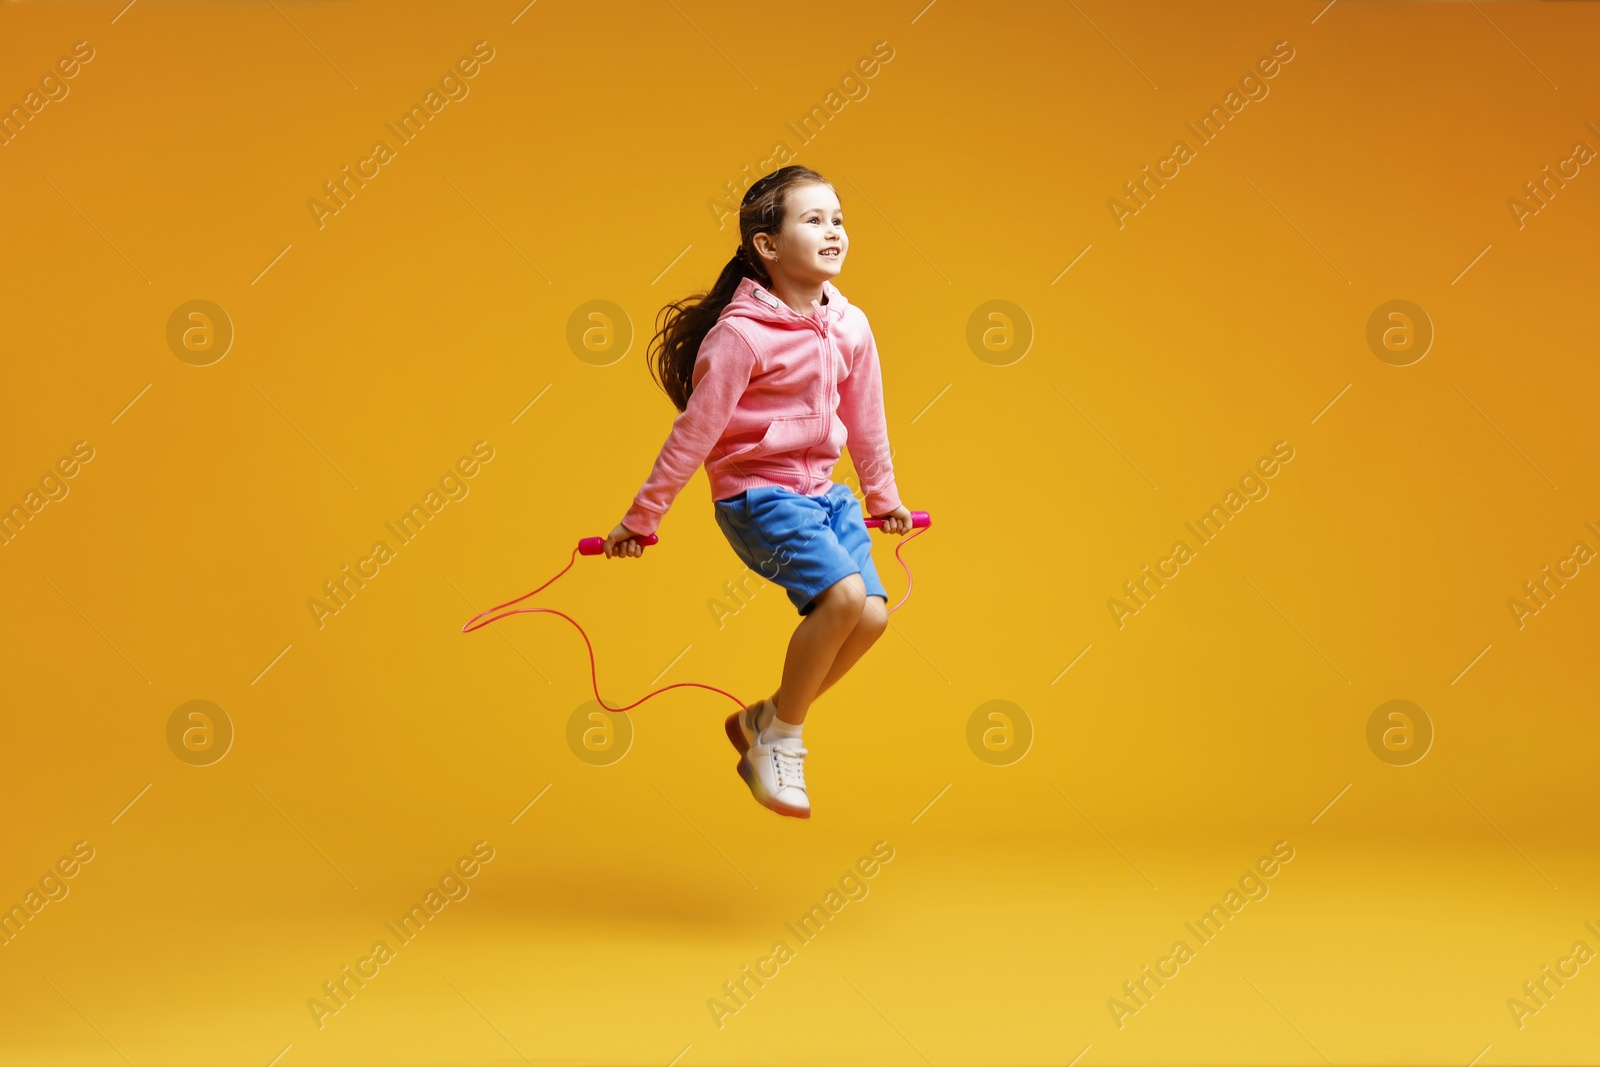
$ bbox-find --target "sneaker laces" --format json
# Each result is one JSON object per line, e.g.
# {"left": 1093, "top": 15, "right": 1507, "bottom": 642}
{"left": 772, "top": 742, "right": 808, "bottom": 792}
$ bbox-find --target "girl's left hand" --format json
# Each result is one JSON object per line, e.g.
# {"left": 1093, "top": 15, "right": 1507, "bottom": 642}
{"left": 876, "top": 505, "right": 914, "bottom": 535}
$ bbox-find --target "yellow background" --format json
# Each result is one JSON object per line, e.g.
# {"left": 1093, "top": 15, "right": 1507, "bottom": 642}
{"left": 1, "top": 0, "right": 1597, "bottom": 1064}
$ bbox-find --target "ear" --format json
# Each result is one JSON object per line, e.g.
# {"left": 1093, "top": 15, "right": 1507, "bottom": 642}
{"left": 751, "top": 232, "right": 778, "bottom": 262}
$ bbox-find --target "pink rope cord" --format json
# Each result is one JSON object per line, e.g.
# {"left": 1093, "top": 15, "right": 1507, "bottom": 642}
{"left": 461, "top": 524, "right": 930, "bottom": 714}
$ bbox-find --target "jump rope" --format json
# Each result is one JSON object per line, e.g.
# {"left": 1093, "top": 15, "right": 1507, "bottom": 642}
{"left": 460, "top": 508, "right": 933, "bottom": 715}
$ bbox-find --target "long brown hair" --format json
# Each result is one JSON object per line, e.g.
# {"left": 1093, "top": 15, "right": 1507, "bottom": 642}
{"left": 648, "top": 165, "right": 832, "bottom": 412}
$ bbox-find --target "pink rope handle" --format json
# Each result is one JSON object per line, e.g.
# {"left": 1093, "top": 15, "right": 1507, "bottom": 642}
{"left": 461, "top": 526, "right": 929, "bottom": 714}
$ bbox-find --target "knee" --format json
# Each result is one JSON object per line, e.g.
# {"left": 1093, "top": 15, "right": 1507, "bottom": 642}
{"left": 858, "top": 596, "right": 888, "bottom": 641}
{"left": 817, "top": 573, "right": 867, "bottom": 621}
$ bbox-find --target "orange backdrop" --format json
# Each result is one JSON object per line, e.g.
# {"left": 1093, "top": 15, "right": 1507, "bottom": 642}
{"left": 1, "top": 1, "right": 1597, "bottom": 1064}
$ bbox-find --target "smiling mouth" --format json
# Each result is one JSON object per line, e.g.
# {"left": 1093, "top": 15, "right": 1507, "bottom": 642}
{"left": 819, "top": 248, "right": 841, "bottom": 257}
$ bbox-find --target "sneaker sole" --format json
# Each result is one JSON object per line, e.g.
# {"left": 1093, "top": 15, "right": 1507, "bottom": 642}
{"left": 735, "top": 754, "right": 811, "bottom": 819}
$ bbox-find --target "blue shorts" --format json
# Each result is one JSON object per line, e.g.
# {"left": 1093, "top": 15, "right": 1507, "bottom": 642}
{"left": 713, "top": 483, "right": 888, "bottom": 617}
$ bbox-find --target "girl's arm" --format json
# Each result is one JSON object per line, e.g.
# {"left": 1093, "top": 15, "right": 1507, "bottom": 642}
{"left": 836, "top": 319, "right": 902, "bottom": 517}
{"left": 619, "top": 322, "right": 759, "bottom": 538}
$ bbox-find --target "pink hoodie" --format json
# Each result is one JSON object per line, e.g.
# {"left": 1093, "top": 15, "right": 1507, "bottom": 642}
{"left": 620, "top": 275, "right": 901, "bottom": 538}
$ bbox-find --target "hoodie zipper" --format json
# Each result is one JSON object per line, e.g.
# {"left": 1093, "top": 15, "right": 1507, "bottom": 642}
{"left": 799, "top": 309, "right": 832, "bottom": 494}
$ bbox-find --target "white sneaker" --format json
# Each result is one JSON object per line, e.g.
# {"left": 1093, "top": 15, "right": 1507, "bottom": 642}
{"left": 738, "top": 734, "right": 810, "bottom": 819}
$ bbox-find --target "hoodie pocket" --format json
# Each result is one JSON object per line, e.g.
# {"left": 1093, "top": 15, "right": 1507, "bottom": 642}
{"left": 742, "top": 414, "right": 827, "bottom": 459}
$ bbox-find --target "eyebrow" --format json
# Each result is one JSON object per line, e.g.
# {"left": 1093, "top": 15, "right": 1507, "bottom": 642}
{"left": 800, "top": 208, "right": 842, "bottom": 215}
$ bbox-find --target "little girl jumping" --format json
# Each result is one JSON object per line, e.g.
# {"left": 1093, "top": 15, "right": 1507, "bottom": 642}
{"left": 602, "top": 165, "right": 912, "bottom": 820}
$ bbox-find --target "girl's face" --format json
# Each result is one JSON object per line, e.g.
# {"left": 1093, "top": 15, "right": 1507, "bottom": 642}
{"left": 757, "top": 183, "right": 846, "bottom": 285}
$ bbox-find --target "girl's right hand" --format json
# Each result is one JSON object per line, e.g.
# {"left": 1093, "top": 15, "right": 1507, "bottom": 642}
{"left": 602, "top": 523, "right": 646, "bottom": 559}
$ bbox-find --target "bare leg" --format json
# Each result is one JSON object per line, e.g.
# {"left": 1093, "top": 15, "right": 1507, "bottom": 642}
{"left": 805, "top": 594, "right": 888, "bottom": 705}
{"left": 771, "top": 575, "right": 867, "bottom": 726}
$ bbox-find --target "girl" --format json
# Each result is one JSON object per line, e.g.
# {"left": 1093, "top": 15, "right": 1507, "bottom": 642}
{"left": 601, "top": 165, "right": 912, "bottom": 820}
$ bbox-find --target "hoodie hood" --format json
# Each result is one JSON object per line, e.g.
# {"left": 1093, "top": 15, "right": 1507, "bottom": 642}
{"left": 724, "top": 275, "right": 850, "bottom": 331}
